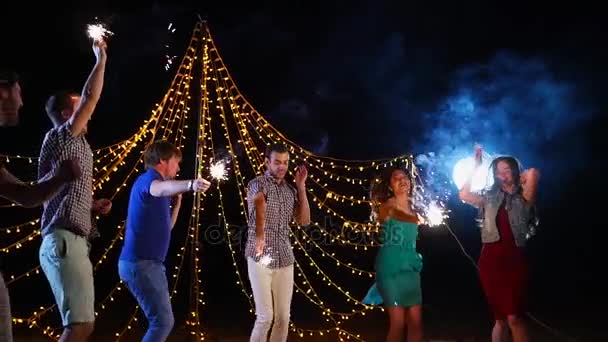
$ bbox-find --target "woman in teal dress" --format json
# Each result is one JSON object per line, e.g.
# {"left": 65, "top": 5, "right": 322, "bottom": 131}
{"left": 363, "top": 167, "right": 424, "bottom": 342}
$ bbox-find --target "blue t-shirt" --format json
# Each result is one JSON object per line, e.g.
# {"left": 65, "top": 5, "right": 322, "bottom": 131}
{"left": 119, "top": 168, "right": 172, "bottom": 263}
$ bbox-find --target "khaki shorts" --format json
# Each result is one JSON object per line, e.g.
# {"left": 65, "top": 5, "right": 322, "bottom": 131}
{"left": 39, "top": 228, "right": 95, "bottom": 326}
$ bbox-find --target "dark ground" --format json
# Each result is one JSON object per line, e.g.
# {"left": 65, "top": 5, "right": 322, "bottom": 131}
{"left": 12, "top": 302, "right": 607, "bottom": 341}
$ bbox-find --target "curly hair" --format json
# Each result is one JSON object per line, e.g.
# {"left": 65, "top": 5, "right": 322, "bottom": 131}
{"left": 369, "top": 165, "right": 413, "bottom": 221}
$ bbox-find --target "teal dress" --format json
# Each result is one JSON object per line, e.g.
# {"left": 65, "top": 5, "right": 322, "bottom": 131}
{"left": 362, "top": 217, "right": 423, "bottom": 307}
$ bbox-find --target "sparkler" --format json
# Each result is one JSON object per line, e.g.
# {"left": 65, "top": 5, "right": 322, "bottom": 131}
{"left": 452, "top": 147, "right": 494, "bottom": 192}
{"left": 209, "top": 158, "right": 230, "bottom": 182}
{"left": 259, "top": 254, "right": 273, "bottom": 267}
{"left": 423, "top": 200, "right": 448, "bottom": 227}
{"left": 411, "top": 163, "right": 450, "bottom": 228}
{"left": 87, "top": 23, "right": 114, "bottom": 42}
{"left": 164, "top": 22, "right": 177, "bottom": 71}
{"left": 257, "top": 247, "right": 273, "bottom": 268}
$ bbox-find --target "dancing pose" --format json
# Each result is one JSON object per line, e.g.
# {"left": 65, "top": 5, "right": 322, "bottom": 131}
{"left": 362, "top": 166, "right": 424, "bottom": 342}
{"left": 118, "top": 140, "right": 210, "bottom": 342}
{"left": 459, "top": 145, "right": 540, "bottom": 342}
{"left": 245, "top": 143, "right": 310, "bottom": 342}
{"left": 1, "top": 70, "right": 80, "bottom": 342}
{"left": 38, "top": 39, "right": 111, "bottom": 342}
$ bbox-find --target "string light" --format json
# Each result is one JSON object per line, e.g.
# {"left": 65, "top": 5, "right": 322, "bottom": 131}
{"left": 211, "top": 80, "right": 404, "bottom": 236}
{"left": 218, "top": 87, "right": 385, "bottom": 234}
{"left": 0, "top": 219, "right": 39, "bottom": 233}
{"left": 207, "top": 40, "right": 374, "bottom": 338}
{"left": 1, "top": 230, "right": 40, "bottom": 253}
{"left": 7, "top": 23, "right": 205, "bottom": 340}
{"left": 297, "top": 228, "right": 375, "bottom": 277}
{"left": 2, "top": 21, "right": 444, "bottom": 341}
{"left": 117, "top": 25, "right": 205, "bottom": 341}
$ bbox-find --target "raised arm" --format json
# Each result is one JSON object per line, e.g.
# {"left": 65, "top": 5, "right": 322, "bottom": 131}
{"left": 69, "top": 40, "right": 107, "bottom": 137}
{"left": 459, "top": 144, "right": 486, "bottom": 208}
{"left": 521, "top": 168, "right": 540, "bottom": 205}
{"left": 293, "top": 165, "right": 311, "bottom": 225}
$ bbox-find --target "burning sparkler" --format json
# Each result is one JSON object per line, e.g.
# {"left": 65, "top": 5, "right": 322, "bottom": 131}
{"left": 209, "top": 158, "right": 230, "bottom": 182}
{"left": 423, "top": 200, "right": 448, "bottom": 227}
{"left": 452, "top": 144, "right": 494, "bottom": 192}
{"left": 87, "top": 23, "right": 113, "bottom": 42}
{"left": 164, "top": 22, "right": 178, "bottom": 71}
{"left": 259, "top": 254, "right": 273, "bottom": 267}
{"left": 257, "top": 247, "right": 273, "bottom": 267}
{"left": 411, "top": 163, "right": 450, "bottom": 228}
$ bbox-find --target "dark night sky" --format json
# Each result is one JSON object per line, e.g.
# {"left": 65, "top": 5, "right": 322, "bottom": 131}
{"left": 1, "top": 1, "right": 607, "bottom": 340}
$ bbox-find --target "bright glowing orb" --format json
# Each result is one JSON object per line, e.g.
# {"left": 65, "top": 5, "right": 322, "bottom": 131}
{"left": 452, "top": 154, "right": 494, "bottom": 192}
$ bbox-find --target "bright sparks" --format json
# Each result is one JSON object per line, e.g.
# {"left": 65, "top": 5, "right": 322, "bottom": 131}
{"left": 209, "top": 159, "right": 229, "bottom": 181}
{"left": 87, "top": 24, "right": 113, "bottom": 41}
{"left": 424, "top": 201, "right": 447, "bottom": 227}
{"left": 259, "top": 255, "right": 273, "bottom": 267}
{"left": 452, "top": 154, "right": 493, "bottom": 192}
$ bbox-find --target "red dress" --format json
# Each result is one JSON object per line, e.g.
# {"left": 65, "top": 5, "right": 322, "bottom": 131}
{"left": 478, "top": 203, "right": 528, "bottom": 320}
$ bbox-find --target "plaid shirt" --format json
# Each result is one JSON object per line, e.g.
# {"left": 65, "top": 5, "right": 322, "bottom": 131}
{"left": 38, "top": 121, "right": 96, "bottom": 239}
{"left": 245, "top": 172, "right": 298, "bottom": 269}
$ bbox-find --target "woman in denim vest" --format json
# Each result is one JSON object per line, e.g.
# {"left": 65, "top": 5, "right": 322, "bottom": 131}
{"left": 459, "top": 145, "right": 540, "bottom": 342}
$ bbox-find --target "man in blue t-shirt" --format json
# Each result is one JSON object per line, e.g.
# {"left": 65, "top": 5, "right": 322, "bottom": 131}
{"left": 118, "top": 140, "right": 210, "bottom": 341}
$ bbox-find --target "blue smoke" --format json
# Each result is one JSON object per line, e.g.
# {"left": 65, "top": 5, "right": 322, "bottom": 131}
{"left": 181, "top": 3, "right": 596, "bottom": 194}
{"left": 414, "top": 51, "right": 593, "bottom": 196}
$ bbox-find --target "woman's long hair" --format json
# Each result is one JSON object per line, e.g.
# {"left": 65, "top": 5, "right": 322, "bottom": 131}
{"left": 488, "top": 156, "right": 522, "bottom": 193}
{"left": 369, "top": 165, "right": 413, "bottom": 222}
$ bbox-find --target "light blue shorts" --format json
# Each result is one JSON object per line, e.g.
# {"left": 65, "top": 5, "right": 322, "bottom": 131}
{"left": 39, "top": 228, "right": 95, "bottom": 326}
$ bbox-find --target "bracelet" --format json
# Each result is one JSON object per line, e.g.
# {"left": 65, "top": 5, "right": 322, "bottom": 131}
{"left": 188, "top": 180, "right": 194, "bottom": 192}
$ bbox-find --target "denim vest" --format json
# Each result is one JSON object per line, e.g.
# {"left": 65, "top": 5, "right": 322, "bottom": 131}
{"left": 479, "top": 188, "right": 536, "bottom": 247}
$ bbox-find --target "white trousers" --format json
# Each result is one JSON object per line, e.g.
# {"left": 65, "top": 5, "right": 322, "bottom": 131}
{"left": 247, "top": 257, "right": 294, "bottom": 342}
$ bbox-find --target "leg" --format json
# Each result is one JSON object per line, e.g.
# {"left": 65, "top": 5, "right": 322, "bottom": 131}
{"left": 0, "top": 272, "right": 13, "bottom": 342}
{"left": 39, "top": 230, "right": 95, "bottom": 342}
{"left": 269, "top": 264, "right": 294, "bottom": 342}
{"left": 492, "top": 319, "right": 509, "bottom": 342}
{"left": 118, "top": 260, "right": 174, "bottom": 342}
{"left": 405, "top": 305, "right": 423, "bottom": 342}
{"left": 385, "top": 306, "right": 406, "bottom": 342}
{"left": 247, "top": 258, "right": 273, "bottom": 342}
{"left": 507, "top": 314, "right": 528, "bottom": 342}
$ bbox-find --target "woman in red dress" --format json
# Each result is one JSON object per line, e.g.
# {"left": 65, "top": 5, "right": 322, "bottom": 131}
{"left": 459, "top": 145, "right": 540, "bottom": 342}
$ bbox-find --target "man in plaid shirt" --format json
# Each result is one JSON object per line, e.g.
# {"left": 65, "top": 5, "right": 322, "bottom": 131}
{"left": 0, "top": 70, "right": 80, "bottom": 342}
{"left": 38, "top": 39, "right": 112, "bottom": 342}
{"left": 245, "top": 143, "right": 310, "bottom": 342}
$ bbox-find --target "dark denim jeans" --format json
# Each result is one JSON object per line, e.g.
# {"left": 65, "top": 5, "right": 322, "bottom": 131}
{"left": 118, "top": 260, "right": 174, "bottom": 342}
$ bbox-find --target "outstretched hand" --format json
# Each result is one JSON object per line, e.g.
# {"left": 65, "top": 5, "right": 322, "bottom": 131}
{"left": 192, "top": 178, "right": 211, "bottom": 192}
